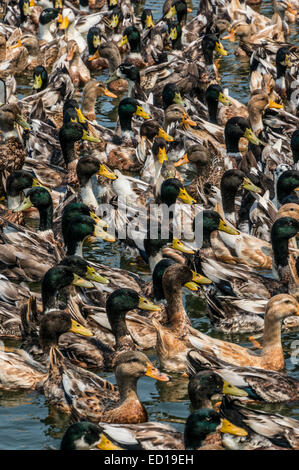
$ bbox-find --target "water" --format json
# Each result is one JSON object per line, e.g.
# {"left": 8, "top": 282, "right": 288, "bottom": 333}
{"left": 0, "top": 0, "right": 299, "bottom": 450}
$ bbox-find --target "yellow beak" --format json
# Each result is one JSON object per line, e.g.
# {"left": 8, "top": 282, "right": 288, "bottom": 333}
{"left": 178, "top": 187, "right": 197, "bottom": 204}
{"left": 97, "top": 164, "right": 117, "bottom": 180}
{"left": 244, "top": 128, "right": 261, "bottom": 145}
{"left": 165, "top": 5, "right": 176, "bottom": 18}
{"left": 135, "top": 105, "right": 151, "bottom": 120}
{"left": 219, "top": 418, "right": 248, "bottom": 437}
{"left": 93, "top": 225, "right": 116, "bottom": 242}
{"left": 75, "top": 107, "right": 87, "bottom": 124}
{"left": 169, "top": 27, "right": 178, "bottom": 41}
{"left": 97, "top": 433, "right": 124, "bottom": 451}
{"left": 218, "top": 219, "right": 239, "bottom": 235}
{"left": 242, "top": 177, "right": 262, "bottom": 194}
{"left": 158, "top": 128, "right": 174, "bottom": 142}
{"left": 86, "top": 266, "right": 109, "bottom": 284}
{"left": 182, "top": 114, "right": 197, "bottom": 127}
{"left": 222, "top": 380, "right": 248, "bottom": 397}
{"left": 171, "top": 238, "right": 195, "bottom": 254}
{"left": 72, "top": 273, "right": 93, "bottom": 288}
{"left": 215, "top": 41, "right": 228, "bottom": 56}
{"left": 110, "top": 14, "right": 119, "bottom": 29}
{"left": 13, "top": 196, "right": 33, "bottom": 212}
{"left": 15, "top": 114, "right": 31, "bottom": 130}
{"left": 33, "top": 74, "right": 43, "bottom": 90}
{"left": 82, "top": 129, "right": 101, "bottom": 143}
{"left": 138, "top": 296, "right": 161, "bottom": 312}
{"left": 118, "top": 35, "right": 128, "bottom": 47}
{"left": 69, "top": 319, "right": 93, "bottom": 337}
{"left": 218, "top": 92, "right": 232, "bottom": 106}
{"left": 146, "top": 15, "right": 154, "bottom": 28}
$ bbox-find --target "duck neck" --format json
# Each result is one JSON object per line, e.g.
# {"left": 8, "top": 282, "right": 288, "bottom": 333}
{"left": 148, "top": 250, "right": 164, "bottom": 273}
{"left": 7, "top": 195, "right": 21, "bottom": 210}
{"left": 80, "top": 178, "right": 98, "bottom": 210}
{"left": 42, "top": 287, "right": 58, "bottom": 313}
{"left": 221, "top": 186, "right": 238, "bottom": 226}
{"left": 262, "top": 310, "right": 283, "bottom": 363}
{"left": 119, "top": 112, "right": 133, "bottom": 135}
{"left": 66, "top": 239, "right": 84, "bottom": 257}
{"left": 203, "top": 47, "right": 213, "bottom": 66}
{"left": 116, "top": 372, "right": 139, "bottom": 403}
{"left": 127, "top": 79, "right": 135, "bottom": 98}
{"left": 38, "top": 205, "right": 53, "bottom": 232}
{"left": 107, "top": 310, "right": 135, "bottom": 351}
{"left": 250, "top": 112, "right": 263, "bottom": 135}
{"left": 225, "top": 131, "right": 241, "bottom": 154}
{"left": 202, "top": 228, "right": 213, "bottom": 249}
{"left": 207, "top": 98, "right": 219, "bottom": 124}
{"left": 39, "top": 23, "right": 54, "bottom": 42}
{"left": 272, "top": 233, "right": 289, "bottom": 272}
{"left": 128, "top": 37, "right": 141, "bottom": 54}
{"left": 61, "top": 139, "right": 77, "bottom": 167}
{"left": 163, "top": 282, "right": 189, "bottom": 331}
{"left": 276, "top": 62, "right": 287, "bottom": 80}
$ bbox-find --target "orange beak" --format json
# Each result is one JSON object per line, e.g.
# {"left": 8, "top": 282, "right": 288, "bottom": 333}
{"left": 145, "top": 362, "right": 169, "bottom": 381}
{"left": 103, "top": 88, "right": 117, "bottom": 98}
{"left": 174, "top": 153, "right": 189, "bottom": 167}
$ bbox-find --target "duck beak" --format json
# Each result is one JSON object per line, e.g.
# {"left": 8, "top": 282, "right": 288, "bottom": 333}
{"left": 244, "top": 128, "right": 261, "bottom": 145}
{"left": 82, "top": 129, "right": 101, "bottom": 143}
{"left": 268, "top": 99, "right": 283, "bottom": 109}
{"left": 182, "top": 113, "right": 197, "bottom": 127}
{"left": 219, "top": 418, "right": 248, "bottom": 437}
{"left": 283, "top": 54, "right": 292, "bottom": 67}
{"left": 93, "top": 224, "right": 116, "bottom": 242}
{"left": 110, "top": 14, "right": 119, "bottom": 28}
{"left": 171, "top": 238, "right": 195, "bottom": 254}
{"left": 69, "top": 319, "right": 93, "bottom": 337}
{"left": 178, "top": 187, "right": 197, "bottom": 204}
{"left": 174, "top": 153, "right": 189, "bottom": 167}
{"left": 30, "top": 0, "right": 35, "bottom": 6}
{"left": 135, "top": 105, "right": 151, "bottom": 120}
{"left": 215, "top": 40, "right": 228, "bottom": 56}
{"left": 218, "top": 92, "right": 231, "bottom": 106}
{"left": 15, "top": 114, "right": 31, "bottom": 130}
{"left": 118, "top": 35, "right": 128, "bottom": 47}
{"left": 97, "top": 163, "right": 117, "bottom": 179}
{"left": 72, "top": 273, "right": 93, "bottom": 288}
{"left": 89, "top": 49, "right": 100, "bottom": 61}
{"left": 55, "top": 0, "right": 63, "bottom": 8}
{"left": 59, "top": 16, "right": 69, "bottom": 30}
{"left": 187, "top": 7, "right": 193, "bottom": 12}
{"left": 242, "top": 177, "right": 262, "bottom": 194}
{"left": 32, "top": 177, "right": 44, "bottom": 187}
{"left": 223, "top": 28, "right": 235, "bottom": 42}
{"left": 185, "top": 271, "right": 212, "bottom": 290}
{"left": 218, "top": 218, "right": 239, "bottom": 235}
{"left": 146, "top": 15, "right": 154, "bottom": 28}
{"left": 66, "top": 46, "right": 74, "bottom": 61}
{"left": 23, "top": 3, "right": 31, "bottom": 15}
{"left": 222, "top": 380, "right": 248, "bottom": 397}
{"left": 145, "top": 362, "right": 169, "bottom": 382}
{"left": 138, "top": 296, "right": 161, "bottom": 312}
{"left": 57, "top": 13, "right": 62, "bottom": 23}
{"left": 158, "top": 128, "right": 174, "bottom": 142}
{"left": 86, "top": 266, "right": 109, "bottom": 284}
{"left": 75, "top": 107, "right": 87, "bottom": 124}
{"left": 9, "top": 39, "right": 23, "bottom": 50}
{"left": 90, "top": 212, "right": 109, "bottom": 228}
{"left": 97, "top": 434, "right": 124, "bottom": 451}
{"left": 173, "top": 91, "right": 184, "bottom": 106}
{"left": 103, "top": 87, "right": 117, "bottom": 98}
{"left": 158, "top": 146, "right": 168, "bottom": 164}
{"left": 33, "top": 74, "right": 42, "bottom": 89}
{"left": 169, "top": 27, "right": 178, "bottom": 41}
{"left": 13, "top": 196, "right": 32, "bottom": 212}
{"left": 165, "top": 5, "right": 176, "bottom": 18}
{"left": 287, "top": 3, "right": 296, "bottom": 15}
{"left": 93, "top": 35, "right": 101, "bottom": 48}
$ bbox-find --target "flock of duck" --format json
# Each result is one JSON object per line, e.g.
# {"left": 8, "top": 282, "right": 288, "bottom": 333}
{"left": 0, "top": 0, "right": 299, "bottom": 451}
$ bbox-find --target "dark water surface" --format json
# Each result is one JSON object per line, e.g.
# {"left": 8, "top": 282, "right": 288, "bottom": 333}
{"left": 0, "top": 0, "right": 298, "bottom": 450}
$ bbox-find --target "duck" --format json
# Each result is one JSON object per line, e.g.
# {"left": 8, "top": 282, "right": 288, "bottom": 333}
{"left": 52, "top": 350, "right": 169, "bottom": 421}
{"left": 38, "top": 7, "right": 60, "bottom": 42}
{"left": 0, "top": 103, "right": 31, "bottom": 195}
{"left": 220, "top": 396, "right": 299, "bottom": 450}
{"left": 81, "top": 79, "right": 117, "bottom": 122}
{"left": 92, "top": 408, "right": 247, "bottom": 450}
{"left": 118, "top": 26, "right": 147, "bottom": 70}
{"left": 188, "top": 349, "right": 299, "bottom": 404}
{"left": 0, "top": 309, "right": 92, "bottom": 391}
{"left": 66, "top": 40, "right": 90, "bottom": 87}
